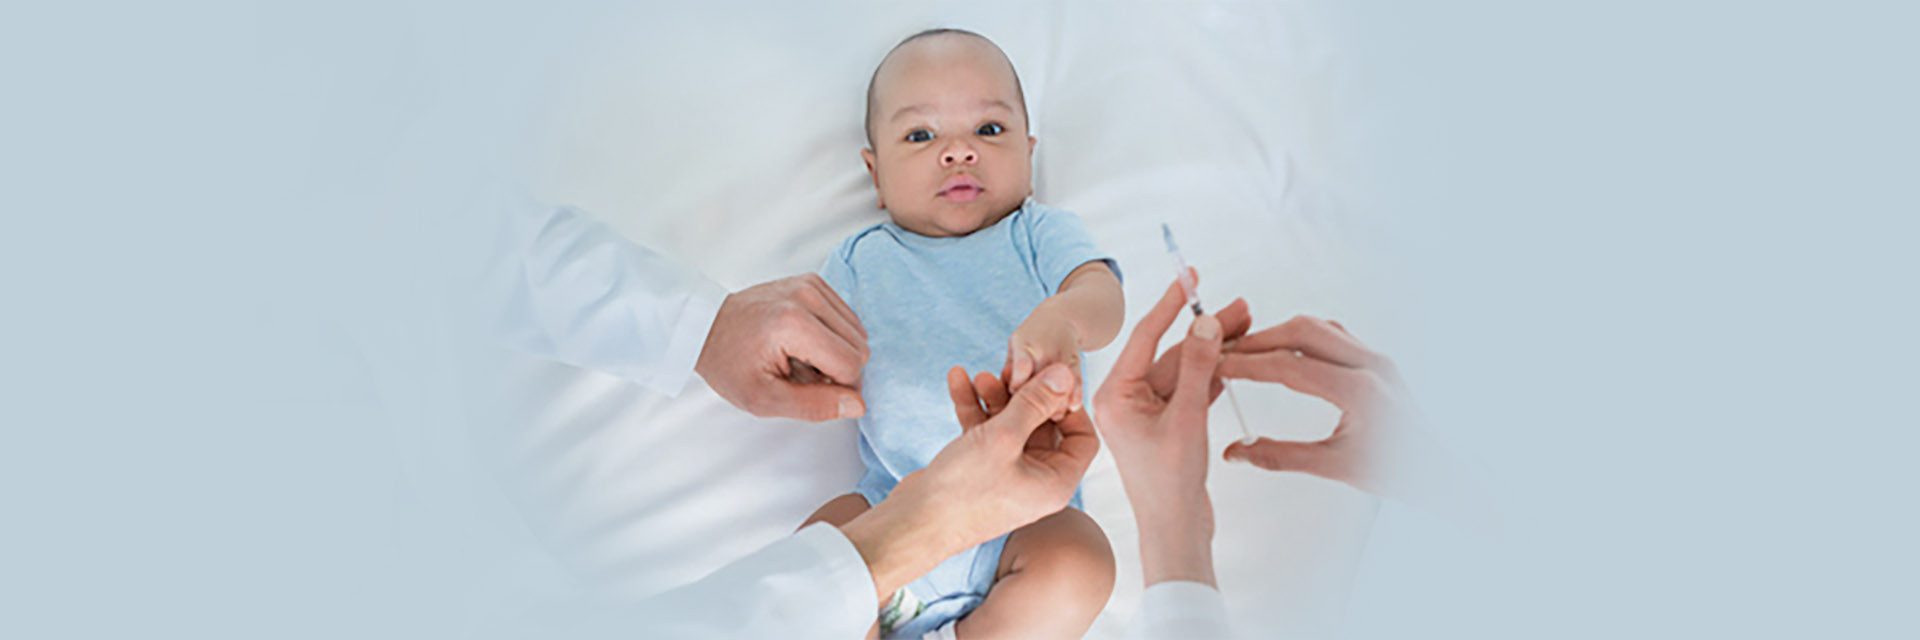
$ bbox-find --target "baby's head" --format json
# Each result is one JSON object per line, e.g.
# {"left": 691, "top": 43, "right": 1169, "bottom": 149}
{"left": 862, "top": 29, "right": 1034, "bottom": 237}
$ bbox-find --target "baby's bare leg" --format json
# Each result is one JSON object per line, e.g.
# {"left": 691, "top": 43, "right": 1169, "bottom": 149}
{"left": 799, "top": 493, "right": 880, "bottom": 640}
{"left": 956, "top": 507, "right": 1115, "bottom": 639}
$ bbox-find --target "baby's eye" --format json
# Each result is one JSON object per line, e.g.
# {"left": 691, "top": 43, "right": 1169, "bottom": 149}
{"left": 976, "top": 122, "right": 1005, "bottom": 136}
{"left": 904, "top": 129, "right": 933, "bottom": 143}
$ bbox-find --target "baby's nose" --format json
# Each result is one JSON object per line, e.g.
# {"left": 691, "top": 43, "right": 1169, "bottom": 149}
{"left": 940, "top": 145, "right": 978, "bottom": 167}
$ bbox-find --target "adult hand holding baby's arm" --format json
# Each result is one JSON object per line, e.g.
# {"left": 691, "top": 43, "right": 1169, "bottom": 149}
{"left": 696, "top": 274, "right": 870, "bottom": 422}
{"left": 1004, "top": 261, "right": 1124, "bottom": 414}
{"left": 1005, "top": 305, "right": 1083, "bottom": 415}
{"left": 839, "top": 363, "right": 1095, "bottom": 604}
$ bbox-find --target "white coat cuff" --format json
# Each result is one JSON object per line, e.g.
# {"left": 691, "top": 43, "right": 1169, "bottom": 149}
{"left": 1129, "top": 580, "right": 1231, "bottom": 639}
{"left": 656, "top": 279, "right": 726, "bottom": 395}
{"left": 794, "top": 522, "right": 881, "bottom": 630}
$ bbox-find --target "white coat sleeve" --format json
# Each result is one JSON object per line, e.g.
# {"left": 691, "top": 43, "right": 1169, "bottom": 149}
{"left": 1126, "top": 580, "right": 1234, "bottom": 640}
{"left": 487, "top": 195, "right": 727, "bottom": 394}
{"left": 589, "top": 523, "right": 878, "bottom": 639}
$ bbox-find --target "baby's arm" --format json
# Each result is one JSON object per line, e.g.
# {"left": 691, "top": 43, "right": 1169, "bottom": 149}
{"left": 1004, "top": 260, "right": 1124, "bottom": 407}
{"left": 1044, "top": 260, "right": 1124, "bottom": 352}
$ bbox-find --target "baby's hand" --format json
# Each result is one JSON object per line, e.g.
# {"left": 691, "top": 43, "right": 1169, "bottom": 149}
{"left": 1005, "top": 306, "right": 1084, "bottom": 419}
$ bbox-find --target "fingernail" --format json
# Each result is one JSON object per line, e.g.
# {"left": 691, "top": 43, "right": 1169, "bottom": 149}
{"left": 1041, "top": 367, "right": 1071, "bottom": 393}
{"left": 839, "top": 396, "right": 862, "bottom": 418}
{"left": 1193, "top": 314, "right": 1219, "bottom": 340}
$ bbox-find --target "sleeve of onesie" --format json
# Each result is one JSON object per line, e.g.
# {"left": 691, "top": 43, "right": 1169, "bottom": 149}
{"left": 1023, "top": 204, "right": 1121, "bottom": 295}
{"left": 816, "top": 234, "right": 859, "bottom": 311}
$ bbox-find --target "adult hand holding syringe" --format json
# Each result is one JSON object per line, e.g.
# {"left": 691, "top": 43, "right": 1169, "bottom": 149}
{"left": 1162, "top": 223, "right": 1259, "bottom": 445}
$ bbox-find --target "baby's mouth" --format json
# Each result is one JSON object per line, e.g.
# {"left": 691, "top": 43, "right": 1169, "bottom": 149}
{"left": 937, "top": 175, "right": 984, "bottom": 202}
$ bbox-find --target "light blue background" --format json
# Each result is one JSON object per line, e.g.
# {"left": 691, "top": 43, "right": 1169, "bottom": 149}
{"left": 1337, "top": 3, "right": 1917, "bottom": 637}
{"left": 2, "top": 1, "right": 1912, "bottom": 637}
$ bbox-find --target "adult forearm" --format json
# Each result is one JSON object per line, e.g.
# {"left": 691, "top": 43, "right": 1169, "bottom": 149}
{"left": 1129, "top": 486, "right": 1218, "bottom": 588}
{"left": 1136, "top": 514, "right": 1217, "bottom": 588}
{"left": 837, "top": 484, "right": 968, "bottom": 603}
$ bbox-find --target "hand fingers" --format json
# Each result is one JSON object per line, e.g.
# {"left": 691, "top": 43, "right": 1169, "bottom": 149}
{"left": 974, "top": 371, "right": 1011, "bottom": 416}
{"left": 1034, "top": 406, "right": 1100, "bottom": 485}
{"left": 1231, "top": 315, "right": 1406, "bottom": 393}
{"left": 782, "top": 324, "right": 866, "bottom": 390}
{"left": 802, "top": 273, "right": 866, "bottom": 340}
{"left": 806, "top": 303, "right": 868, "bottom": 369}
{"left": 1024, "top": 421, "right": 1060, "bottom": 451}
{"left": 988, "top": 363, "right": 1075, "bottom": 448}
{"left": 1167, "top": 314, "right": 1223, "bottom": 418}
{"left": 1009, "top": 349, "right": 1034, "bottom": 392}
{"left": 759, "top": 378, "right": 864, "bottom": 421}
{"left": 1229, "top": 315, "right": 1376, "bottom": 370}
{"left": 796, "top": 281, "right": 869, "bottom": 366}
{"left": 1147, "top": 297, "right": 1249, "bottom": 397}
{"left": 785, "top": 356, "right": 830, "bottom": 385}
{"left": 1146, "top": 341, "right": 1179, "bottom": 397}
{"left": 1217, "top": 297, "right": 1252, "bottom": 343}
{"left": 1223, "top": 437, "right": 1327, "bottom": 475}
{"left": 1111, "top": 273, "right": 1192, "bottom": 384}
{"left": 948, "top": 366, "right": 988, "bottom": 430}
{"left": 1219, "top": 350, "right": 1374, "bottom": 411}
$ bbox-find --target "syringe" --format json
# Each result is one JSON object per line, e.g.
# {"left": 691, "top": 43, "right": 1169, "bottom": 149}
{"left": 1161, "top": 223, "right": 1257, "bottom": 445}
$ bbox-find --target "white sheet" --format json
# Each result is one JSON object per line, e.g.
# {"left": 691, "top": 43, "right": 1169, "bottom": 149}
{"left": 500, "top": 2, "right": 1401, "bottom": 636}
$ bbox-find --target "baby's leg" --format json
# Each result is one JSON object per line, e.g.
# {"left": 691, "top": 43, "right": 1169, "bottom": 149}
{"left": 798, "top": 493, "right": 880, "bottom": 640}
{"left": 957, "top": 507, "right": 1115, "bottom": 639}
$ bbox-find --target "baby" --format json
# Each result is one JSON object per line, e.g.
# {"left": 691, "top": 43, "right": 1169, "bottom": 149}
{"left": 798, "top": 29, "right": 1122, "bottom": 639}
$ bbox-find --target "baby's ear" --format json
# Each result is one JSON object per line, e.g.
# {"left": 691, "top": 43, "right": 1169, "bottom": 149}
{"left": 860, "top": 148, "right": 883, "bottom": 208}
{"left": 1028, "top": 137, "right": 1038, "bottom": 196}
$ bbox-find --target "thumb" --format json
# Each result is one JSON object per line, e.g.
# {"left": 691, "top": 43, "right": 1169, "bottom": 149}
{"left": 991, "top": 364, "right": 1073, "bottom": 444}
{"left": 1223, "top": 438, "right": 1326, "bottom": 475}
{"left": 1009, "top": 349, "right": 1035, "bottom": 392}
{"left": 765, "top": 380, "right": 865, "bottom": 422}
{"left": 1169, "top": 314, "right": 1223, "bottom": 415}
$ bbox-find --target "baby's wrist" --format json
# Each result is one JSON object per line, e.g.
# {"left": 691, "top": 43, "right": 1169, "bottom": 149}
{"left": 1024, "top": 304, "right": 1085, "bottom": 351}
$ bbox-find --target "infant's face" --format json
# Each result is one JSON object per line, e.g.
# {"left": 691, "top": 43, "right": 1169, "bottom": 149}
{"left": 863, "top": 35, "right": 1034, "bottom": 237}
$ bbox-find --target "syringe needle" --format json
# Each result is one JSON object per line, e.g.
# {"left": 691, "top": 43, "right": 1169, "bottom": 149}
{"left": 1223, "top": 383, "right": 1256, "bottom": 445}
{"left": 1162, "top": 222, "right": 1257, "bottom": 445}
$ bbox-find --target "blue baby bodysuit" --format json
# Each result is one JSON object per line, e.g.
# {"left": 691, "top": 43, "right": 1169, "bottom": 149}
{"left": 818, "top": 199, "right": 1117, "bottom": 637}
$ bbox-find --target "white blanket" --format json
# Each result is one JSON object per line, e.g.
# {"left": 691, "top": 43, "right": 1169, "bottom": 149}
{"left": 502, "top": 2, "right": 1398, "bottom": 635}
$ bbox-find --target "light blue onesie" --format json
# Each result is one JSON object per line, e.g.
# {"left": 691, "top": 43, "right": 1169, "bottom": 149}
{"left": 818, "top": 199, "right": 1118, "bottom": 638}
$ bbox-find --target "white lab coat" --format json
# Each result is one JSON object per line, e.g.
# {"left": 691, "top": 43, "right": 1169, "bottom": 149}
{"left": 493, "top": 201, "right": 1233, "bottom": 638}
{"left": 490, "top": 197, "right": 727, "bottom": 396}
{"left": 609, "top": 521, "right": 1235, "bottom": 639}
